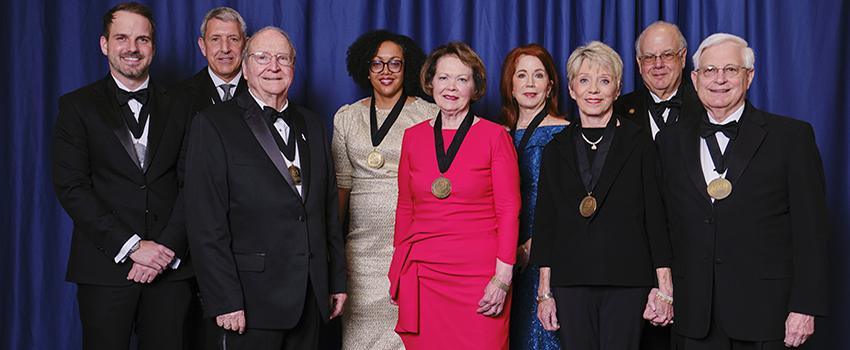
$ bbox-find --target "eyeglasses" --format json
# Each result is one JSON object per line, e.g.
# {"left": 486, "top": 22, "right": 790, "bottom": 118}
{"left": 369, "top": 59, "right": 404, "bottom": 73}
{"left": 249, "top": 51, "right": 294, "bottom": 67}
{"left": 696, "top": 64, "right": 751, "bottom": 79}
{"left": 638, "top": 49, "right": 684, "bottom": 65}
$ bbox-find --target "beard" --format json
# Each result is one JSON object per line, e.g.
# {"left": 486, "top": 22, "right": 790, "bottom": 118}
{"left": 108, "top": 51, "right": 150, "bottom": 80}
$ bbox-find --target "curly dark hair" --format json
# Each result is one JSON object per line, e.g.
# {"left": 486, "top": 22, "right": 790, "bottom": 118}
{"left": 346, "top": 30, "right": 427, "bottom": 97}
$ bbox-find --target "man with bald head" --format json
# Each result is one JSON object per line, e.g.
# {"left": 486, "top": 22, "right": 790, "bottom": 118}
{"left": 615, "top": 21, "right": 700, "bottom": 140}
{"left": 656, "top": 33, "right": 829, "bottom": 349}
{"left": 185, "top": 27, "right": 347, "bottom": 349}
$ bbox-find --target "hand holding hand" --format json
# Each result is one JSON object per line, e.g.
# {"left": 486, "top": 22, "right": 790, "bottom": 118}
{"left": 126, "top": 262, "right": 160, "bottom": 283}
{"left": 130, "top": 240, "right": 175, "bottom": 271}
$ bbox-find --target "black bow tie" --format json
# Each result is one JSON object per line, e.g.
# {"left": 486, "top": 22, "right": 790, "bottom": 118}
{"left": 652, "top": 98, "right": 682, "bottom": 111}
{"left": 116, "top": 88, "right": 149, "bottom": 105}
{"left": 263, "top": 106, "right": 294, "bottom": 126}
{"left": 700, "top": 120, "right": 739, "bottom": 140}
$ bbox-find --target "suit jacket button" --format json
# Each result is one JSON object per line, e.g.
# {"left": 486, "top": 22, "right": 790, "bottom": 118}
{"left": 298, "top": 216, "right": 305, "bottom": 222}
{"left": 704, "top": 218, "right": 713, "bottom": 224}
{"left": 715, "top": 258, "right": 723, "bottom": 264}
{"left": 139, "top": 184, "right": 146, "bottom": 190}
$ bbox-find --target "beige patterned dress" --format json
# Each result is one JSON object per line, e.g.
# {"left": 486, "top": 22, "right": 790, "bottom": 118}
{"left": 332, "top": 97, "right": 438, "bottom": 350}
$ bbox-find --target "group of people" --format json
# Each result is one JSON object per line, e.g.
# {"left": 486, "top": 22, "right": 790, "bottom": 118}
{"left": 51, "top": 2, "right": 829, "bottom": 350}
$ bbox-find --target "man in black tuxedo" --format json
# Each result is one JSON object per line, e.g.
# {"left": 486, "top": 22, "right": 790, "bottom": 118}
{"left": 656, "top": 33, "right": 829, "bottom": 349}
{"left": 185, "top": 26, "right": 347, "bottom": 349}
{"left": 615, "top": 21, "right": 700, "bottom": 141}
{"left": 52, "top": 3, "right": 192, "bottom": 349}
{"left": 179, "top": 7, "right": 248, "bottom": 115}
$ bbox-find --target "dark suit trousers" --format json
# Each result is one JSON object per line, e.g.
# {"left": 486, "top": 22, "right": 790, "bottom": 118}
{"left": 554, "top": 286, "right": 649, "bottom": 350}
{"left": 672, "top": 321, "right": 787, "bottom": 350}
{"left": 220, "top": 283, "right": 322, "bottom": 350}
{"left": 76, "top": 280, "right": 192, "bottom": 350}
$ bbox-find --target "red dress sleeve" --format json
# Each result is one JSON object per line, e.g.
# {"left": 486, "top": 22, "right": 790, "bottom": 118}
{"left": 490, "top": 127, "right": 521, "bottom": 265}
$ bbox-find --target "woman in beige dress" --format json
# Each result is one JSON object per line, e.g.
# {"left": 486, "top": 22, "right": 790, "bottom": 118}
{"left": 332, "top": 30, "right": 437, "bottom": 350}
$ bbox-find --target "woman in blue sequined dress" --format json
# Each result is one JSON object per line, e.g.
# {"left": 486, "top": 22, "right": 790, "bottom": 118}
{"left": 499, "top": 44, "right": 569, "bottom": 349}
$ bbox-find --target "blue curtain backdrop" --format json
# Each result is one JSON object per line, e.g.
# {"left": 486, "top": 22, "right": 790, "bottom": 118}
{"left": 2, "top": 0, "right": 848, "bottom": 348}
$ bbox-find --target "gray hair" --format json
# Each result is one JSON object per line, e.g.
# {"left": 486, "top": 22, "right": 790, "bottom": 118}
{"left": 200, "top": 7, "right": 247, "bottom": 38}
{"left": 566, "top": 41, "right": 623, "bottom": 85}
{"left": 635, "top": 21, "right": 687, "bottom": 57}
{"left": 692, "top": 33, "right": 755, "bottom": 70}
{"left": 242, "top": 26, "right": 298, "bottom": 66}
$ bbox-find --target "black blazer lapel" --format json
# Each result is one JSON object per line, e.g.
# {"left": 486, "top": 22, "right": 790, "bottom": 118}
{"left": 635, "top": 90, "right": 652, "bottom": 132}
{"left": 237, "top": 94, "right": 300, "bottom": 196}
{"left": 591, "top": 119, "right": 639, "bottom": 218}
{"left": 93, "top": 78, "right": 142, "bottom": 170}
{"left": 142, "top": 84, "right": 167, "bottom": 173}
{"left": 294, "top": 109, "right": 311, "bottom": 203}
{"left": 201, "top": 70, "right": 224, "bottom": 106}
{"left": 724, "top": 102, "right": 767, "bottom": 186}
{"left": 235, "top": 76, "right": 248, "bottom": 97}
{"left": 682, "top": 117, "right": 712, "bottom": 202}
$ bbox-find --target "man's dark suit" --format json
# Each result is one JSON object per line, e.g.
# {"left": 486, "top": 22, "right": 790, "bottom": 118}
{"left": 179, "top": 67, "right": 247, "bottom": 115}
{"left": 52, "top": 76, "right": 193, "bottom": 347}
{"left": 614, "top": 75, "right": 700, "bottom": 136}
{"left": 184, "top": 92, "right": 346, "bottom": 331}
{"left": 656, "top": 102, "right": 829, "bottom": 342}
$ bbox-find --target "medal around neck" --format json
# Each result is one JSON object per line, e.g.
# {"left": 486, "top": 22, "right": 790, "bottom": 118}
{"left": 367, "top": 149, "right": 385, "bottom": 169}
{"left": 579, "top": 194, "right": 597, "bottom": 218}
{"left": 288, "top": 165, "right": 302, "bottom": 186}
{"left": 707, "top": 177, "right": 732, "bottom": 200}
{"left": 431, "top": 176, "right": 452, "bottom": 199}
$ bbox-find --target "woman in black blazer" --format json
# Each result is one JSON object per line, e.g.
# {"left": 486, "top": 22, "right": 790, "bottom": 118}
{"left": 530, "top": 41, "right": 674, "bottom": 350}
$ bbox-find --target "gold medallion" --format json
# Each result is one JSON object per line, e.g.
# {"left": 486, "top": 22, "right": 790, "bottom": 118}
{"left": 579, "top": 195, "right": 597, "bottom": 218}
{"left": 431, "top": 176, "right": 452, "bottom": 199}
{"left": 707, "top": 177, "right": 732, "bottom": 200}
{"left": 366, "top": 149, "right": 385, "bottom": 169}
{"left": 288, "top": 165, "right": 302, "bottom": 186}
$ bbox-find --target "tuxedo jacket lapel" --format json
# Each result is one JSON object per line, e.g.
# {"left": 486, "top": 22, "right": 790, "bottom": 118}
{"left": 202, "top": 72, "right": 223, "bottom": 105}
{"left": 724, "top": 102, "right": 766, "bottom": 186}
{"left": 93, "top": 78, "right": 142, "bottom": 170}
{"left": 592, "top": 119, "right": 639, "bottom": 218}
{"left": 142, "top": 84, "right": 167, "bottom": 173}
{"left": 294, "top": 109, "right": 311, "bottom": 203}
{"left": 237, "top": 94, "right": 300, "bottom": 197}
{"left": 681, "top": 117, "right": 712, "bottom": 203}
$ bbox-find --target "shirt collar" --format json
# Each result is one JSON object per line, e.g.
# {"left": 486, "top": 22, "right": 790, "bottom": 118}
{"left": 248, "top": 90, "right": 288, "bottom": 113}
{"left": 111, "top": 74, "right": 149, "bottom": 92}
{"left": 207, "top": 67, "right": 242, "bottom": 87}
{"left": 649, "top": 89, "right": 679, "bottom": 103}
{"left": 707, "top": 103, "right": 745, "bottom": 125}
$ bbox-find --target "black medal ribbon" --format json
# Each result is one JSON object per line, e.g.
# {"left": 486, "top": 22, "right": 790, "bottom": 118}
{"left": 510, "top": 103, "right": 549, "bottom": 159}
{"left": 263, "top": 106, "right": 299, "bottom": 162}
{"left": 370, "top": 94, "right": 407, "bottom": 147}
{"left": 699, "top": 117, "right": 739, "bottom": 173}
{"left": 434, "top": 110, "right": 475, "bottom": 174}
{"left": 574, "top": 116, "right": 617, "bottom": 194}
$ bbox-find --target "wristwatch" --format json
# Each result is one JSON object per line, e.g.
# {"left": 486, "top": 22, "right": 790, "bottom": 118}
{"left": 536, "top": 291, "right": 553, "bottom": 303}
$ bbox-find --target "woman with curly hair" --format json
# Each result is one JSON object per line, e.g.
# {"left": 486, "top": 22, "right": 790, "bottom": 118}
{"left": 332, "top": 30, "right": 437, "bottom": 350}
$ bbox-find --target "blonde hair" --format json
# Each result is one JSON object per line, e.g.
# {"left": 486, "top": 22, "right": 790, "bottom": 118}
{"left": 566, "top": 41, "right": 623, "bottom": 85}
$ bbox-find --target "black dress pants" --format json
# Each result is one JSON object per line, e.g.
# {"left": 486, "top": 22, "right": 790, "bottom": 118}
{"left": 554, "top": 286, "right": 650, "bottom": 350}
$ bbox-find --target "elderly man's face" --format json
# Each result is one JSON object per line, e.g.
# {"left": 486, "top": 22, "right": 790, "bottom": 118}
{"left": 637, "top": 26, "right": 685, "bottom": 98}
{"left": 198, "top": 18, "right": 245, "bottom": 81}
{"left": 244, "top": 30, "right": 294, "bottom": 100}
{"left": 100, "top": 11, "right": 155, "bottom": 85}
{"left": 691, "top": 41, "right": 754, "bottom": 119}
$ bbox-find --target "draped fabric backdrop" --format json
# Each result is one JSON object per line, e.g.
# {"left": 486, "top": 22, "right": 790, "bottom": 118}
{"left": 2, "top": 1, "right": 847, "bottom": 349}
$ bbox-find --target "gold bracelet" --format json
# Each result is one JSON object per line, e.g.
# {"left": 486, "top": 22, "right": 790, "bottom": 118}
{"left": 536, "top": 291, "right": 554, "bottom": 303}
{"left": 490, "top": 276, "right": 510, "bottom": 292}
{"left": 656, "top": 290, "right": 674, "bottom": 305}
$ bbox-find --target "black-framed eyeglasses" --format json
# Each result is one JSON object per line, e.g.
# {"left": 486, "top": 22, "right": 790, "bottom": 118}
{"left": 249, "top": 51, "right": 294, "bottom": 67}
{"left": 638, "top": 49, "right": 684, "bottom": 65}
{"left": 369, "top": 59, "right": 404, "bottom": 73}
{"left": 696, "top": 64, "right": 752, "bottom": 79}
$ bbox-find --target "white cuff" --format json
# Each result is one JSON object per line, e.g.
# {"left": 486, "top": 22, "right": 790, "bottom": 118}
{"left": 114, "top": 234, "right": 142, "bottom": 263}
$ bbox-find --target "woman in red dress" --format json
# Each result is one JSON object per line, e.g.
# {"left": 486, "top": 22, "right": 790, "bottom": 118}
{"left": 388, "top": 42, "right": 521, "bottom": 349}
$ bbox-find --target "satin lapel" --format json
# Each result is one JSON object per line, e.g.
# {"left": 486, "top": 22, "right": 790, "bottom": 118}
{"left": 724, "top": 102, "right": 766, "bottom": 186}
{"left": 142, "top": 85, "right": 167, "bottom": 173}
{"left": 591, "top": 119, "right": 639, "bottom": 218}
{"left": 238, "top": 95, "right": 299, "bottom": 196}
{"left": 93, "top": 78, "right": 141, "bottom": 170}
{"left": 682, "top": 117, "right": 711, "bottom": 202}
{"left": 296, "top": 110, "right": 311, "bottom": 203}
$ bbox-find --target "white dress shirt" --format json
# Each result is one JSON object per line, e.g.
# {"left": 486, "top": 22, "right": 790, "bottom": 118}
{"left": 208, "top": 68, "right": 242, "bottom": 102}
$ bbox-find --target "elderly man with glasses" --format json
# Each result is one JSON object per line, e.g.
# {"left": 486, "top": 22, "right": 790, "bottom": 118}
{"left": 184, "top": 26, "right": 347, "bottom": 350}
{"left": 655, "top": 33, "right": 829, "bottom": 350}
{"left": 615, "top": 21, "right": 701, "bottom": 141}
